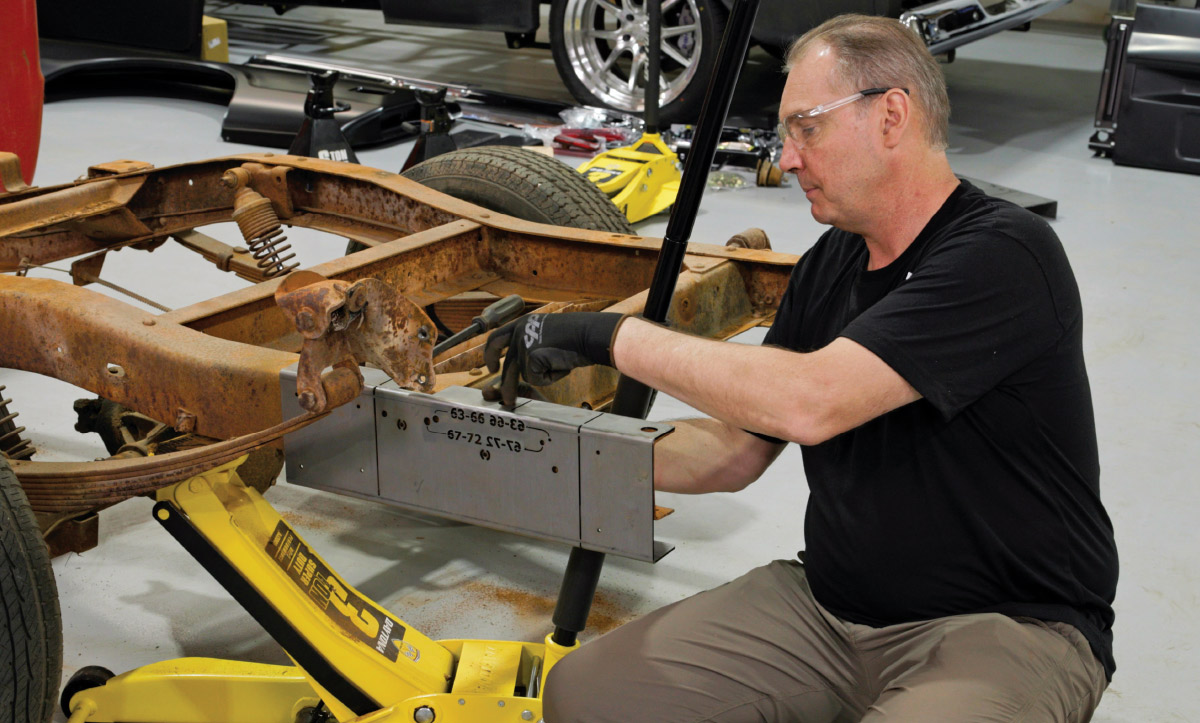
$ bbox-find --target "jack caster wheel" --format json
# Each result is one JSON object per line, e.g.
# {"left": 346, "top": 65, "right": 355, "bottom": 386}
{"left": 60, "top": 665, "right": 114, "bottom": 719}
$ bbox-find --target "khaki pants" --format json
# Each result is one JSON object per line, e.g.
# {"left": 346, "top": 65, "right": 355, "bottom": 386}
{"left": 543, "top": 560, "right": 1107, "bottom": 722}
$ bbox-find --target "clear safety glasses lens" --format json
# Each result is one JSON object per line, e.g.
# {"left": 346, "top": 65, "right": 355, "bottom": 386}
{"left": 776, "top": 87, "right": 902, "bottom": 149}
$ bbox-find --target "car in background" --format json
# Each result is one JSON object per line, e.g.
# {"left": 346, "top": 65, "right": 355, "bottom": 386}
{"left": 231, "top": 0, "right": 1070, "bottom": 122}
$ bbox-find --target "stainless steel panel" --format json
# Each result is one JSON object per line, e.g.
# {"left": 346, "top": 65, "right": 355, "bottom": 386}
{"left": 579, "top": 416, "right": 673, "bottom": 562}
{"left": 281, "top": 364, "right": 389, "bottom": 497}
{"left": 375, "top": 384, "right": 600, "bottom": 545}
{"left": 282, "top": 374, "right": 672, "bottom": 560}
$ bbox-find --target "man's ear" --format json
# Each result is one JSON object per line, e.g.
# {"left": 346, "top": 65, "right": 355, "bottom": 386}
{"left": 880, "top": 89, "right": 910, "bottom": 149}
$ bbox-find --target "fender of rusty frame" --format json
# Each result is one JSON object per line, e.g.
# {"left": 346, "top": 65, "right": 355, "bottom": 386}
{"left": 0, "top": 274, "right": 297, "bottom": 440}
{"left": 0, "top": 152, "right": 799, "bottom": 290}
{"left": 0, "top": 152, "right": 635, "bottom": 268}
{"left": 0, "top": 270, "right": 438, "bottom": 439}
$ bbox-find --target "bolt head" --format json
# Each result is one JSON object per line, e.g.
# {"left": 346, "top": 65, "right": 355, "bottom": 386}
{"left": 295, "top": 310, "right": 316, "bottom": 332}
{"left": 413, "top": 705, "right": 435, "bottom": 722}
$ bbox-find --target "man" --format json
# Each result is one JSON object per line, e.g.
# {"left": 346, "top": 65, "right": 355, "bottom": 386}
{"left": 485, "top": 15, "right": 1117, "bottom": 722}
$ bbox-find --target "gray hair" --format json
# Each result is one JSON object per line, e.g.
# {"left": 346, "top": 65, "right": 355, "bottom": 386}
{"left": 784, "top": 14, "right": 950, "bottom": 151}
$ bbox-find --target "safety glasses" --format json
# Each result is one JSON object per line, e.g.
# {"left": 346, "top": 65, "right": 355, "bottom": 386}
{"left": 776, "top": 87, "right": 909, "bottom": 150}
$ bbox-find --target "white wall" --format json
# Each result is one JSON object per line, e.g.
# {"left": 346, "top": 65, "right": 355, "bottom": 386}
{"left": 1044, "top": 0, "right": 1111, "bottom": 25}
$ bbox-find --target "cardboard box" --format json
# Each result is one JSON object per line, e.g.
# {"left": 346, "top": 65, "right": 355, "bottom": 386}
{"left": 201, "top": 15, "right": 229, "bottom": 63}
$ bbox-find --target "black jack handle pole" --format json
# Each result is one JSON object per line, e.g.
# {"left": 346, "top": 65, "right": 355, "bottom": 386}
{"left": 645, "top": 0, "right": 661, "bottom": 135}
{"left": 552, "top": 0, "right": 762, "bottom": 648}
{"left": 610, "top": 0, "right": 761, "bottom": 420}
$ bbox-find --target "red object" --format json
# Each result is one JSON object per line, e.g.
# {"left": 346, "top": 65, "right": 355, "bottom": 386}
{"left": 0, "top": 0, "right": 44, "bottom": 189}
{"left": 559, "top": 127, "right": 628, "bottom": 143}
{"left": 553, "top": 134, "right": 601, "bottom": 153}
{"left": 553, "top": 127, "right": 636, "bottom": 156}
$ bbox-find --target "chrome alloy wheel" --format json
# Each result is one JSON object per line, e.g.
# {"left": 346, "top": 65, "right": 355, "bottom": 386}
{"left": 558, "top": 0, "right": 705, "bottom": 114}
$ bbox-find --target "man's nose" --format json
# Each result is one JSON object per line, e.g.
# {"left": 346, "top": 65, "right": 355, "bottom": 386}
{"left": 779, "top": 139, "right": 804, "bottom": 174}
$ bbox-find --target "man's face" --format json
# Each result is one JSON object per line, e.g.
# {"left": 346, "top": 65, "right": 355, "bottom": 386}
{"left": 778, "top": 45, "right": 880, "bottom": 229}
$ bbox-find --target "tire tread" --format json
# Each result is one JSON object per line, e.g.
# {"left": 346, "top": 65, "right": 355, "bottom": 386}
{"left": 403, "top": 146, "right": 635, "bottom": 235}
{"left": 1, "top": 459, "right": 62, "bottom": 723}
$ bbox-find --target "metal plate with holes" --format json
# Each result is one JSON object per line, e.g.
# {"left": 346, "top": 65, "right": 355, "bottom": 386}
{"left": 281, "top": 367, "right": 674, "bottom": 561}
{"left": 376, "top": 383, "right": 594, "bottom": 545}
{"left": 580, "top": 415, "right": 671, "bottom": 560}
{"left": 281, "top": 365, "right": 389, "bottom": 499}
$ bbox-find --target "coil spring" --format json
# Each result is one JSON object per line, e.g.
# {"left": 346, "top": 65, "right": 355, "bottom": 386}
{"left": 0, "top": 385, "right": 35, "bottom": 460}
{"left": 231, "top": 191, "right": 298, "bottom": 279}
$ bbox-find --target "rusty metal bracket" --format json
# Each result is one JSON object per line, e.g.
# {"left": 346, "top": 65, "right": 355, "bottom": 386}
{"left": 172, "top": 229, "right": 268, "bottom": 282}
{"left": 275, "top": 270, "right": 436, "bottom": 413}
{"left": 70, "top": 251, "right": 106, "bottom": 286}
{"left": 87, "top": 160, "right": 157, "bottom": 178}
{"left": 0, "top": 152, "right": 31, "bottom": 195}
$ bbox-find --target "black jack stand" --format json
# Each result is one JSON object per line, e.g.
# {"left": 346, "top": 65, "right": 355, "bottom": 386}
{"left": 288, "top": 70, "right": 359, "bottom": 164}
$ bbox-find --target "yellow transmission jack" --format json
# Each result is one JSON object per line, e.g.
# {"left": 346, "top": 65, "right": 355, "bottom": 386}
{"left": 577, "top": 0, "right": 680, "bottom": 224}
{"left": 59, "top": 457, "right": 576, "bottom": 723}
{"left": 577, "top": 132, "right": 681, "bottom": 223}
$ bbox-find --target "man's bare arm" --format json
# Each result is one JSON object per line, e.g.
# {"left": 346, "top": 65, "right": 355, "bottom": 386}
{"left": 655, "top": 417, "right": 785, "bottom": 494}
{"left": 612, "top": 318, "right": 920, "bottom": 446}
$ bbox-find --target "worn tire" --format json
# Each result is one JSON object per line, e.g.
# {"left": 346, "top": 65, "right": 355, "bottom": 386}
{"left": 348, "top": 146, "right": 633, "bottom": 256}
{"left": 1, "top": 458, "right": 62, "bottom": 723}
{"left": 403, "top": 146, "right": 634, "bottom": 234}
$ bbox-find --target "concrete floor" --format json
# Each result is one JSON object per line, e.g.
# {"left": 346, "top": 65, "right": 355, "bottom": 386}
{"left": 4, "top": 6, "right": 1197, "bottom": 721}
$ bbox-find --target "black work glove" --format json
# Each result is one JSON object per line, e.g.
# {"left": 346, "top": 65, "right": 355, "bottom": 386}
{"left": 483, "top": 312, "right": 626, "bottom": 408}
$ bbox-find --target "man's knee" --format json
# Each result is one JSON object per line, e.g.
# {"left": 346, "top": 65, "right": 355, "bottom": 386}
{"left": 861, "top": 615, "right": 1106, "bottom": 722}
{"left": 542, "top": 641, "right": 614, "bottom": 722}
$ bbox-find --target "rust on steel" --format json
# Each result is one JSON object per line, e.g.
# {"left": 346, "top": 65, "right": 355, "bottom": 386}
{"left": 0, "top": 154, "right": 798, "bottom": 526}
{"left": 0, "top": 276, "right": 296, "bottom": 440}
{"left": 225, "top": 166, "right": 299, "bottom": 279}
{"left": 275, "top": 270, "right": 435, "bottom": 412}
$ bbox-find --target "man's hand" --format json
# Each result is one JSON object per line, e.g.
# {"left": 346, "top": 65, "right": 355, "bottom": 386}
{"left": 482, "top": 312, "right": 626, "bottom": 407}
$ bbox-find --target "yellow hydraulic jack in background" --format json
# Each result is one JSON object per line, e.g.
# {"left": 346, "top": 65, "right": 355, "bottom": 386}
{"left": 576, "top": 0, "right": 681, "bottom": 224}
{"left": 578, "top": 133, "right": 680, "bottom": 224}
{"left": 60, "top": 457, "right": 576, "bottom": 723}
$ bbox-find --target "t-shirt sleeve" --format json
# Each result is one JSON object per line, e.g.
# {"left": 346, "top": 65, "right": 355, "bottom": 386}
{"left": 747, "top": 241, "right": 822, "bottom": 445}
{"left": 841, "top": 230, "right": 1066, "bottom": 419}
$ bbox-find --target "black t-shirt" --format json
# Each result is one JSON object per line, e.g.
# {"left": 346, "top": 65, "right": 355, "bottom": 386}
{"left": 762, "top": 181, "right": 1118, "bottom": 678}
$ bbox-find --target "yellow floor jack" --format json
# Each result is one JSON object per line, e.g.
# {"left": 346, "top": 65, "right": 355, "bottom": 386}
{"left": 60, "top": 455, "right": 582, "bottom": 723}
{"left": 576, "top": 0, "right": 681, "bottom": 224}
